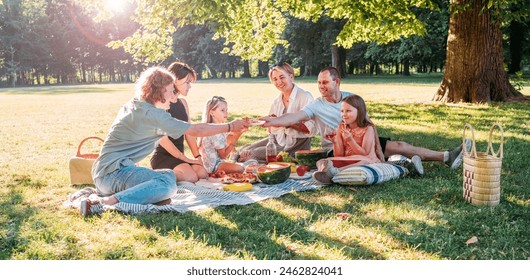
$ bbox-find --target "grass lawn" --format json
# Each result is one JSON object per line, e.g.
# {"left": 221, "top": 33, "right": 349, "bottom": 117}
{"left": 1, "top": 74, "right": 529, "bottom": 260}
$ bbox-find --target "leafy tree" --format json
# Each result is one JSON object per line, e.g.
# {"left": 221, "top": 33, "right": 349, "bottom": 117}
{"left": 278, "top": 16, "right": 337, "bottom": 76}
{"left": 0, "top": 0, "right": 24, "bottom": 87}
{"left": 81, "top": 0, "right": 432, "bottom": 65}
{"left": 71, "top": 0, "right": 529, "bottom": 102}
{"left": 167, "top": 24, "right": 242, "bottom": 79}
{"left": 432, "top": 0, "right": 525, "bottom": 102}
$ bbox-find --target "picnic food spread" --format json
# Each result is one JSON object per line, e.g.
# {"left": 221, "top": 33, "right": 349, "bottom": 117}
{"left": 256, "top": 162, "right": 291, "bottom": 184}
{"left": 208, "top": 170, "right": 258, "bottom": 184}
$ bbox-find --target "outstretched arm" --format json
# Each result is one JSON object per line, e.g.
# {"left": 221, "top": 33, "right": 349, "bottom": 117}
{"left": 261, "top": 111, "right": 310, "bottom": 127}
{"left": 186, "top": 120, "right": 250, "bottom": 137}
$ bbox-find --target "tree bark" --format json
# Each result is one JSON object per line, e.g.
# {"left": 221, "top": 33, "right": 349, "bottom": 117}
{"left": 331, "top": 45, "right": 347, "bottom": 77}
{"left": 433, "top": 0, "right": 522, "bottom": 103}
{"left": 241, "top": 60, "right": 251, "bottom": 78}
{"left": 402, "top": 60, "right": 410, "bottom": 76}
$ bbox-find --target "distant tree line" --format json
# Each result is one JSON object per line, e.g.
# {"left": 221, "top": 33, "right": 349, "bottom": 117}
{"left": 1, "top": 0, "right": 528, "bottom": 88}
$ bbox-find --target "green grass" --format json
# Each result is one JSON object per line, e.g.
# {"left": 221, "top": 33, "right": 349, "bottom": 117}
{"left": 1, "top": 78, "right": 529, "bottom": 260}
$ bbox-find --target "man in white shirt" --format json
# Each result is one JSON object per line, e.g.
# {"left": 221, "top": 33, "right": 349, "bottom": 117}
{"left": 261, "top": 66, "right": 468, "bottom": 169}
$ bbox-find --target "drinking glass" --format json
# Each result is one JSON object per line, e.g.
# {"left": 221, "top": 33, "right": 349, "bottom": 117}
{"left": 324, "top": 126, "right": 336, "bottom": 141}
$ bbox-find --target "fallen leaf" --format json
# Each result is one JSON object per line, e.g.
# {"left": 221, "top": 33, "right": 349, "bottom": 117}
{"left": 285, "top": 245, "right": 300, "bottom": 253}
{"left": 466, "top": 236, "right": 479, "bottom": 245}
{"left": 336, "top": 213, "right": 352, "bottom": 220}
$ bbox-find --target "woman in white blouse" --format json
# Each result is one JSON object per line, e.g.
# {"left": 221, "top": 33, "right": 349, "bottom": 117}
{"left": 237, "top": 62, "right": 316, "bottom": 163}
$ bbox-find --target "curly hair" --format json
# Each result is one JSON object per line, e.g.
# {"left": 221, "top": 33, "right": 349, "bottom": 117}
{"left": 135, "top": 67, "right": 175, "bottom": 105}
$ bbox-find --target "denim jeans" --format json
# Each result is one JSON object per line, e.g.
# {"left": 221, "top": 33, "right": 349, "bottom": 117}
{"left": 95, "top": 165, "right": 177, "bottom": 204}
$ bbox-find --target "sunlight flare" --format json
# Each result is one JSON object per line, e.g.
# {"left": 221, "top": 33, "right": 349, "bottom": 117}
{"left": 105, "top": 0, "right": 128, "bottom": 13}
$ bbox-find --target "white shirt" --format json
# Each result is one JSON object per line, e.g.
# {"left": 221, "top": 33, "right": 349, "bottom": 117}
{"left": 269, "top": 85, "right": 316, "bottom": 149}
{"left": 302, "top": 91, "right": 353, "bottom": 149}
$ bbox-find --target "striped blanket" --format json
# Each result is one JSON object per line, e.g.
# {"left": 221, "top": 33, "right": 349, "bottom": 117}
{"left": 65, "top": 178, "right": 322, "bottom": 215}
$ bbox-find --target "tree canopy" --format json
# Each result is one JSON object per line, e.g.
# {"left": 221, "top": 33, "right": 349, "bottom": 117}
{"left": 81, "top": 0, "right": 438, "bottom": 63}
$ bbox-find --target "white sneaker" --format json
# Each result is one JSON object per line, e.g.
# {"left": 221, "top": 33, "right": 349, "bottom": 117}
{"left": 411, "top": 155, "right": 424, "bottom": 176}
{"left": 446, "top": 139, "right": 471, "bottom": 169}
{"left": 321, "top": 159, "right": 339, "bottom": 177}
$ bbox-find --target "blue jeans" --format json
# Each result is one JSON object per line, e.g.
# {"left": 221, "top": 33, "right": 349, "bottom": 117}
{"left": 95, "top": 165, "right": 177, "bottom": 204}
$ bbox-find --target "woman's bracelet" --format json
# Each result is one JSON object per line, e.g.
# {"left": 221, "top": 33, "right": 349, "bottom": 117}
{"left": 195, "top": 154, "right": 201, "bottom": 159}
{"left": 227, "top": 123, "right": 232, "bottom": 132}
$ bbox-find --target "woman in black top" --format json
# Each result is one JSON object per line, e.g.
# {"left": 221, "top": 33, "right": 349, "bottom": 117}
{"left": 150, "top": 62, "right": 208, "bottom": 183}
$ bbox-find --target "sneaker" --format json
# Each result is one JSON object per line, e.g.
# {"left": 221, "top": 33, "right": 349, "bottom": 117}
{"left": 463, "top": 138, "right": 472, "bottom": 155}
{"left": 445, "top": 139, "right": 471, "bottom": 169}
{"left": 79, "top": 197, "right": 92, "bottom": 217}
{"left": 321, "top": 159, "right": 339, "bottom": 177}
{"left": 408, "top": 155, "right": 424, "bottom": 176}
{"left": 80, "top": 195, "right": 104, "bottom": 217}
{"left": 312, "top": 171, "right": 332, "bottom": 185}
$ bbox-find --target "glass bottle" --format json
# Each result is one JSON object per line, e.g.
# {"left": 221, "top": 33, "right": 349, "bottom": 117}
{"left": 265, "top": 134, "right": 277, "bottom": 164}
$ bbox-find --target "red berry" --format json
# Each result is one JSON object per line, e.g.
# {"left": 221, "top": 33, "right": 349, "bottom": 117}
{"left": 296, "top": 165, "right": 306, "bottom": 176}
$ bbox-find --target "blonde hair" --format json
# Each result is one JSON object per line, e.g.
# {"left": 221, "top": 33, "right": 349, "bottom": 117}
{"left": 268, "top": 62, "right": 294, "bottom": 81}
{"left": 135, "top": 67, "right": 175, "bottom": 104}
{"left": 201, "top": 96, "right": 227, "bottom": 123}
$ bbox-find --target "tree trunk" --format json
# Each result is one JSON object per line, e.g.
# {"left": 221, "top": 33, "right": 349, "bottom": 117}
{"left": 433, "top": 0, "right": 521, "bottom": 103}
{"left": 331, "top": 45, "right": 347, "bottom": 77}
{"left": 241, "top": 60, "right": 251, "bottom": 78}
{"left": 257, "top": 60, "right": 268, "bottom": 77}
{"left": 402, "top": 60, "right": 410, "bottom": 76}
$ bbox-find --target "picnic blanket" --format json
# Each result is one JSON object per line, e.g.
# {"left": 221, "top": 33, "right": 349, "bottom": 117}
{"left": 64, "top": 177, "right": 322, "bottom": 215}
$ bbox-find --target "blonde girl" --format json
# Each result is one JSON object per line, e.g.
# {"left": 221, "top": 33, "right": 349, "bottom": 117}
{"left": 198, "top": 96, "right": 247, "bottom": 174}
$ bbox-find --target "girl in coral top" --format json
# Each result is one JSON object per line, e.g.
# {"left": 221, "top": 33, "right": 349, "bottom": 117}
{"left": 312, "top": 94, "right": 422, "bottom": 184}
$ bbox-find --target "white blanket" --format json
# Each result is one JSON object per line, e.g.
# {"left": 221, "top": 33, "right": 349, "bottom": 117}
{"left": 65, "top": 178, "right": 322, "bottom": 215}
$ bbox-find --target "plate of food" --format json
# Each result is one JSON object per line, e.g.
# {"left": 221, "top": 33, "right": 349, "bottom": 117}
{"left": 208, "top": 170, "right": 258, "bottom": 184}
{"left": 250, "top": 120, "right": 265, "bottom": 126}
{"left": 289, "top": 172, "right": 312, "bottom": 180}
{"left": 243, "top": 117, "right": 265, "bottom": 126}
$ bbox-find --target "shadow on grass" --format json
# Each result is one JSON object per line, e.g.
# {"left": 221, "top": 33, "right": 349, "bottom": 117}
{"left": 54, "top": 100, "right": 528, "bottom": 259}
{"left": 127, "top": 101, "right": 530, "bottom": 259}
{"left": 133, "top": 191, "right": 384, "bottom": 260}
{"left": 0, "top": 175, "right": 40, "bottom": 259}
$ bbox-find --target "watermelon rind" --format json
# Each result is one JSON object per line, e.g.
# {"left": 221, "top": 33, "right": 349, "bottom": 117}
{"left": 257, "top": 163, "right": 291, "bottom": 184}
{"left": 295, "top": 149, "right": 328, "bottom": 169}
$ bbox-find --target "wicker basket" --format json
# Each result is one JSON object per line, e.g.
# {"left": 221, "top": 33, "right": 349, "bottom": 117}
{"left": 462, "top": 123, "right": 503, "bottom": 206}
{"left": 69, "top": 136, "right": 104, "bottom": 185}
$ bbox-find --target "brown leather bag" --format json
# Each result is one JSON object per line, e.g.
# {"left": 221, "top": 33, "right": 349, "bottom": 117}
{"left": 69, "top": 137, "right": 104, "bottom": 185}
